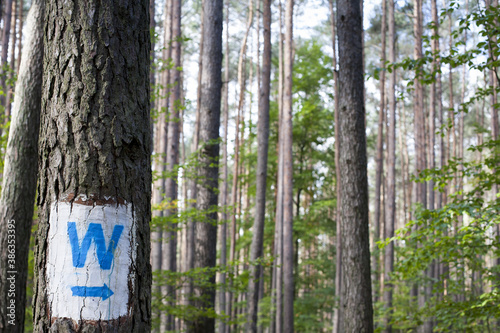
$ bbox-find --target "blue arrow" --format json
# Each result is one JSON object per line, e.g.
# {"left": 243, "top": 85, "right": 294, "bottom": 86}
{"left": 70, "top": 284, "right": 114, "bottom": 300}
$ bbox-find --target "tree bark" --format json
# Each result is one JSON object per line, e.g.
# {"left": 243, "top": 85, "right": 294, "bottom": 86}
{"left": 34, "top": 0, "right": 152, "bottom": 331}
{"left": 188, "top": 0, "right": 222, "bottom": 330}
{"left": 0, "top": 0, "right": 44, "bottom": 330}
{"left": 282, "top": 0, "right": 294, "bottom": 331}
{"left": 329, "top": 0, "right": 342, "bottom": 331}
{"left": 272, "top": 4, "right": 285, "bottom": 332}
{"left": 337, "top": 0, "right": 374, "bottom": 331}
{"left": 15, "top": 0, "right": 22, "bottom": 74}
{"left": 161, "top": 0, "right": 182, "bottom": 328}
{"left": 383, "top": 0, "right": 395, "bottom": 331}
{"left": 247, "top": 0, "right": 271, "bottom": 330}
{"left": 218, "top": 3, "right": 230, "bottom": 333}
{"left": 151, "top": 0, "right": 165, "bottom": 329}
{"left": 0, "top": 0, "right": 13, "bottom": 109}
{"left": 373, "top": 0, "right": 386, "bottom": 305}
{"left": 4, "top": 0, "right": 17, "bottom": 121}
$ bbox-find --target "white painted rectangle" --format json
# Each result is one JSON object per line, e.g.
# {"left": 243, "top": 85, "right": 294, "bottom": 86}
{"left": 46, "top": 200, "right": 135, "bottom": 321}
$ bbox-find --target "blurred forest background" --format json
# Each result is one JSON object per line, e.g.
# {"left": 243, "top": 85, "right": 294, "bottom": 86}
{"left": 0, "top": 0, "right": 499, "bottom": 331}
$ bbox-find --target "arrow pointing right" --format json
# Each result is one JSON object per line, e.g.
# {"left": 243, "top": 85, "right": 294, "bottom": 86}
{"left": 71, "top": 284, "right": 114, "bottom": 300}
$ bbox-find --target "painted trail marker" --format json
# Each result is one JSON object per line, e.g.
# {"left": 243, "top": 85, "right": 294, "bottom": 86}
{"left": 47, "top": 200, "right": 136, "bottom": 321}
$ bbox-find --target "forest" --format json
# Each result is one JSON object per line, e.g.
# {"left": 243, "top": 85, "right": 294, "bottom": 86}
{"left": 0, "top": 0, "right": 498, "bottom": 332}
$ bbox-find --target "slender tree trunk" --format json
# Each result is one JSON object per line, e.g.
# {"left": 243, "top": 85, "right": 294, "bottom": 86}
{"left": 282, "top": 0, "right": 294, "bottom": 331}
{"left": 188, "top": 0, "right": 222, "bottom": 330}
{"left": 15, "top": 0, "right": 22, "bottom": 74}
{"left": 34, "top": 0, "right": 151, "bottom": 330}
{"left": 158, "top": 0, "right": 172, "bottom": 329}
{"left": 337, "top": 0, "right": 374, "bottom": 331}
{"left": 271, "top": 3, "right": 285, "bottom": 332}
{"left": 432, "top": 0, "right": 444, "bottom": 210}
{"left": 161, "top": 0, "right": 182, "bottom": 328}
{"left": 382, "top": 0, "right": 395, "bottom": 331}
{"left": 412, "top": 0, "right": 427, "bottom": 312}
{"left": 4, "top": 0, "right": 16, "bottom": 121}
{"left": 0, "top": 0, "right": 44, "bottom": 330}
{"left": 373, "top": 0, "right": 386, "bottom": 306}
{"left": 185, "top": 0, "right": 203, "bottom": 314}
{"left": 329, "top": 1, "right": 342, "bottom": 331}
{"left": 247, "top": 0, "right": 271, "bottom": 330}
{"left": 0, "top": 0, "right": 13, "bottom": 109}
{"left": 228, "top": 2, "right": 253, "bottom": 329}
{"left": 218, "top": 3, "right": 230, "bottom": 333}
{"left": 448, "top": 9, "right": 456, "bottom": 193}
{"left": 150, "top": 0, "right": 165, "bottom": 330}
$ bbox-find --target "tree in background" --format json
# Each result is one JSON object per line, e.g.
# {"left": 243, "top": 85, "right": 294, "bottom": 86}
{"left": 337, "top": 0, "right": 374, "bottom": 331}
{"left": 0, "top": 0, "right": 44, "bottom": 330}
{"left": 188, "top": 0, "right": 223, "bottom": 331}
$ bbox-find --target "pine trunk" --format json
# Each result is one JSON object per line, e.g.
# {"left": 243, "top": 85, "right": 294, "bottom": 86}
{"left": 4, "top": 0, "right": 17, "bottom": 121}
{"left": 218, "top": 3, "right": 230, "bottom": 332}
{"left": 373, "top": 0, "right": 386, "bottom": 304}
{"left": 337, "top": 0, "right": 374, "bottom": 331}
{"left": 282, "top": 0, "right": 294, "bottom": 331}
{"left": 329, "top": 0, "right": 342, "bottom": 331}
{"left": 246, "top": 0, "right": 271, "bottom": 330}
{"left": 383, "top": 0, "right": 395, "bottom": 331}
{"left": 0, "top": 0, "right": 44, "bottom": 330}
{"left": 34, "top": 0, "right": 152, "bottom": 331}
{"left": 0, "top": 0, "right": 13, "bottom": 109}
{"left": 188, "top": 0, "right": 223, "bottom": 330}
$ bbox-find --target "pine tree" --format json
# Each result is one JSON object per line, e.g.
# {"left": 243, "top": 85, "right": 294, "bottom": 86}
{"left": 33, "top": 1, "right": 152, "bottom": 330}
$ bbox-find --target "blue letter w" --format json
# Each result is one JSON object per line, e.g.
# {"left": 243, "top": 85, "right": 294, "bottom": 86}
{"left": 67, "top": 222, "right": 124, "bottom": 270}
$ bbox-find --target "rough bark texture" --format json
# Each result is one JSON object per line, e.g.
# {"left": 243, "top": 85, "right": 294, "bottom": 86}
{"left": 337, "top": 0, "right": 374, "bottom": 331}
{"left": 34, "top": 0, "right": 151, "bottom": 331}
{"left": 382, "top": 0, "right": 395, "bottom": 331}
{"left": 246, "top": 0, "right": 271, "bottom": 329}
{"left": 188, "top": 0, "right": 222, "bottom": 331}
{"left": 0, "top": 0, "right": 44, "bottom": 330}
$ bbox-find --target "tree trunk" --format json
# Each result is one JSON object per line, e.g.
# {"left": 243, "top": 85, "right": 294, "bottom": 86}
{"left": 188, "top": 0, "right": 222, "bottom": 330}
{"left": 186, "top": 0, "right": 203, "bottom": 313}
{"left": 228, "top": 2, "right": 252, "bottom": 328}
{"left": 15, "top": 0, "right": 22, "bottom": 74}
{"left": 282, "top": 0, "right": 294, "bottom": 331}
{"left": 0, "top": 0, "right": 13, "bottom": 109}
{"left": 247, "top": 0, "right": 271, "bottom": 330}
{"left": 383, "top": 0, "right": 395, "bottom": 331}
{"left": 161, "top": 0, "right": 182, "bottom": 329}
{"left": 159, "top": 0, "right": 173, "bottom": 330}
{"left": 337, "top": 0, "right": 374, "bottom": 331}
{"left": 329, "top": 0, "right": 342, "bottom": 331}
{"left": 373, "top": 0, "right": 386, "bottom": 305}
{"left": 151, "top": 0, "right": 165, "bottom": 330}
{"left": 4, "top": 0, "right": 17, "bottom": 121}
{"left": 272, "top": 4, "right": 285, "bottom": 332}
{"left": 0, "top": 0, "right": 44, "bottom": 330}
{"left": 218, "top": 3, "right": 230, "bottom": 333}
{"left": 34, "top": 0, "right": 151, "bottom": 331}
{"left": 412, "top": 0, "right": 427, "bottom": 316}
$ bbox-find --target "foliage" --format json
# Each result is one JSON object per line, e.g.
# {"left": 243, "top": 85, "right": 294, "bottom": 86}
{"left": 381, "top": 139, "right": 500, "bottom": 332}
